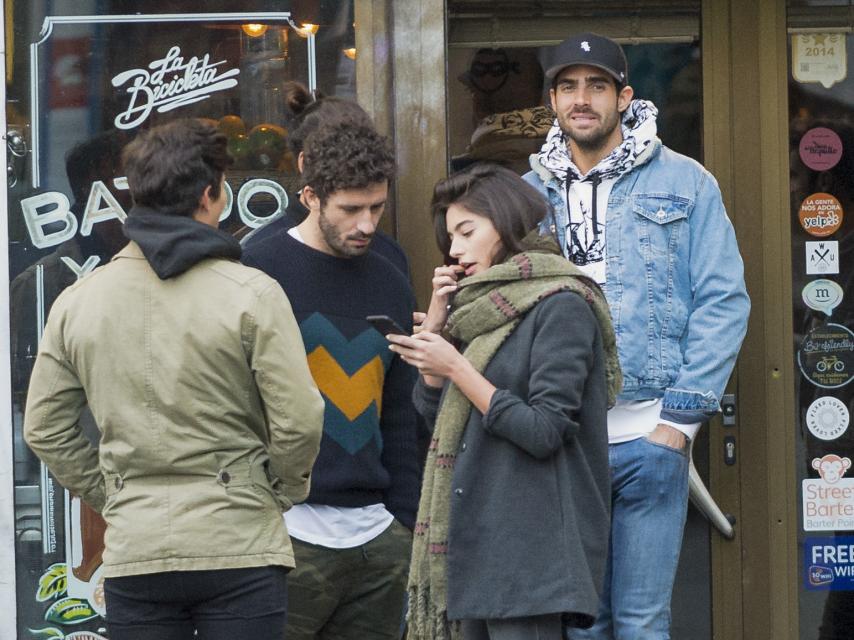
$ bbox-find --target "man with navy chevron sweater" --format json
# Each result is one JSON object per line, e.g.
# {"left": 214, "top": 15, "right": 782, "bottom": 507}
{"left": 242, "top": 121, "right": 418, "bottom": 640}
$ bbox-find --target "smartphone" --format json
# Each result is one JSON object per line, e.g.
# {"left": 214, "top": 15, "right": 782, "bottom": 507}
{"left": 366, "top": 315, "right": 407, "bottom": 337}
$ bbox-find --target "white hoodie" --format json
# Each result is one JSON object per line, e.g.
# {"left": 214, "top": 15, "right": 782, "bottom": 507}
{"left": 536, "top": 99, "right": 658, "bottom": 286}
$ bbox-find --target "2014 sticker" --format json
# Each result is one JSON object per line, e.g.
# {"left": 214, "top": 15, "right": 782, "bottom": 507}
{"left": 793, "top": 33, "right": 848, "bottom": 90}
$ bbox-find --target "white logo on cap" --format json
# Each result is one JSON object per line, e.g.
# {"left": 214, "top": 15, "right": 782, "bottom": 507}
{"left": 581, "top": 41, "right": 591, "bottom": 52}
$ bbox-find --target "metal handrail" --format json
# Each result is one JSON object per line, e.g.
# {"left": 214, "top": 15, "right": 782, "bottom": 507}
{"left": 687, "top": 438, "right": 736, "bottom": 540}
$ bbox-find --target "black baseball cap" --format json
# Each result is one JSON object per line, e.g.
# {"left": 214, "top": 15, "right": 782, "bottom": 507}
{"left": 545, "top": 33, "right": 628, "bottom": 86}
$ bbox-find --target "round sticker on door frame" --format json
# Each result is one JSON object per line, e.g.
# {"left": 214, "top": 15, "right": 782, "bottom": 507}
{"left": 805, "top": 396, "right": 850, "bottom": 441}
{"left": 799, "top": 127, "right": 843, "bottom": 172}
{"left": 798, "top": 323, "right": 854, "bottom": 388}
{"left": 799, "top": 193, "right": 844, "bottom": 237}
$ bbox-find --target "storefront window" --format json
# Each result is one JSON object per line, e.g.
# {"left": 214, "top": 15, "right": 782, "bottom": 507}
{"left": 447, "top": 42, "right": 701, "bottom": 174}
{"left": 788, "top": 1, "right": 854, "bottom": 638}
{"left": 446, "top": 1, "right": 702, "bottom": 175}
{"left": 5, "top": 2, "right": 354, "bottom": 637}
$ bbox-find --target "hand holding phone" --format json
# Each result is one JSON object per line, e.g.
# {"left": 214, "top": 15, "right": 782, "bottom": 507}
{"left": 366, "top": 315, "right": 407, "bottom": 338}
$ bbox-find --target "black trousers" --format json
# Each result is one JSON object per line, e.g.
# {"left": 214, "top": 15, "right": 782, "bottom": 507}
{"left": 104, "top": 566, "right": 288, "bottom": 640}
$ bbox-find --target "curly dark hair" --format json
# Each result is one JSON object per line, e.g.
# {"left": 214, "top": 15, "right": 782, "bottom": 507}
{"left": 301, "top": 121, "right": 395, "bottom": 202}
{"left": 121, "top": 118, "right": 233, "bottom": 217}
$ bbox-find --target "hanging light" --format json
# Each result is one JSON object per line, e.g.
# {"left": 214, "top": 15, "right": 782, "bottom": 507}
{"left": 241, "top": 23, "right": 269, "bottom": 37}
{"left": 343, "top": 48, "right": 356, "bottom": 60}
{"left": 296, "top": 23, "right": 319, "bottom": 38}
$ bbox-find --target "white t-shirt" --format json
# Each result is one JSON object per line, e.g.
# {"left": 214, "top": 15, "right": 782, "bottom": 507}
{"left": 282, "top": 224, "right": 394, "bottom": 548}
{"left": 286, "top": 503, "right": 394, "bottom": 548}
{"left": 562, "top": 175, "right": 616, "bottom": 286}
{"left": 608, "top": 398, "right": 701, "bottom": 444}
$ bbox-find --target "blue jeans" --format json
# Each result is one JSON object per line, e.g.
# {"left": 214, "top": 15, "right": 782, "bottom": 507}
{"left": 570, "top": 437, "right": 690, "bottom": 640}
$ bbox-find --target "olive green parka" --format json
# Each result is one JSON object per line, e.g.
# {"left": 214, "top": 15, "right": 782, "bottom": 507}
{"left": 24, "top": 240, "right": 325, "bottom": 578}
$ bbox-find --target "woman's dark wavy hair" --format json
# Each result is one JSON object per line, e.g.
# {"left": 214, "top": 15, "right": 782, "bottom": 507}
{"left": 283, "top": 81, "right": 374, "bottom": 155}
{"left": 432, "top": 163, "right": 550, "bottom": 264}
{"left": 121, "top": 119, "right": 233, "bottom": 217}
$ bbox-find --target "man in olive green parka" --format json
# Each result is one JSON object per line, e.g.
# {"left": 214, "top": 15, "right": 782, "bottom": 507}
{"left": 24, "top": 119, "right": 325, "bottom": 640}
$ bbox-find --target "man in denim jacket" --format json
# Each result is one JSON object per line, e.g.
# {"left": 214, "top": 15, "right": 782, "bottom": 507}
{"left": 523, "top": 33, "right": 749, "bottom": 639}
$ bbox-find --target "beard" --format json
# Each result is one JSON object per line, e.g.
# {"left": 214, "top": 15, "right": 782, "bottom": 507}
{"left": 558, "top": 106, "right": 622, "bottom": 153}
{"left": 318, "top": 208, "right": 373, "bottom": 258}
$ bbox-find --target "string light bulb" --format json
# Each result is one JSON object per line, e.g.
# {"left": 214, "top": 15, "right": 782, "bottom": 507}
{"left": 296, "top": 23, "right": 319, "bottom": 38}
{"left": 241, "top": 23, "right": 268, "bottom": 37}
{"left": 343, "top": 48, "right": 356, "bottom": 60}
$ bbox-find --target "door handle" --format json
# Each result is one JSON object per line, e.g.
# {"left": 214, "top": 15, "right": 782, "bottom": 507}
{"left": 5, "top": 128, "right": 28, "bottom": 188}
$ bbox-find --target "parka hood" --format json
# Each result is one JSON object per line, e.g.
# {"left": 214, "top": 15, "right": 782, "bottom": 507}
{"left": 122, "top": 205, "right": 241, "bottom": 279}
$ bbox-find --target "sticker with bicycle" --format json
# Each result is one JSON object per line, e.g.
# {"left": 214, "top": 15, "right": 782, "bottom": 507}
{"left": 798, "top": 323, "right": 854, "bottom": 389}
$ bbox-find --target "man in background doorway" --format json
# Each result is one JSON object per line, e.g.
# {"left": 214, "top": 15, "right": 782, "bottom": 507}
{"left": 524, "top": 33, "right": 750, "bottom": 639}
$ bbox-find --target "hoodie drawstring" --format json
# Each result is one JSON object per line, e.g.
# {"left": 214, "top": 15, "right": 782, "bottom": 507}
{"left": 590, "top": 173, "right": 602, "bottom": 242}
{"left": 564, "top": 172, "right": 573, "bottom": 251}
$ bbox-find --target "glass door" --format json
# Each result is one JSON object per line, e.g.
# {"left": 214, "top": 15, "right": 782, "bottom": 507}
{"left": 788, "top": 2, "right": 854, "bottom": 638}
{"left": 4, "top": 2, "right": 355, "bottom": 637}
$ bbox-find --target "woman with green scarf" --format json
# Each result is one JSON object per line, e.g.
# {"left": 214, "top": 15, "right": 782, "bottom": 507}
{"left": 388, "top": 164, "right": 620, "bottom": 640}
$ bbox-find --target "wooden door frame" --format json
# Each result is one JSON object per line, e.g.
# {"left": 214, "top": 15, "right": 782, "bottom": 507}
{"left": 356, "top": 0, "right": 446, "bottom": 307}
{"left": 703, "top": 0, "right": 797, "bottom": 638}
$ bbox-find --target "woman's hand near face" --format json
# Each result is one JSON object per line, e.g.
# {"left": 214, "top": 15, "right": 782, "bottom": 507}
{"left": 421, "top": 265, "right": 464, "bottom": 333}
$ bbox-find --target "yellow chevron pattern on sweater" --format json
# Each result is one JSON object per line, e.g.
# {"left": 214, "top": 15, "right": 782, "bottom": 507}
{"left": 306, "top": 346, "right": 385, "bottom": 421}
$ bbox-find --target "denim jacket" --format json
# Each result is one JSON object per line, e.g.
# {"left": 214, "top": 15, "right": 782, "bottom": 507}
{"left": 524, "top": 139, "right": 750, "bottom": 423}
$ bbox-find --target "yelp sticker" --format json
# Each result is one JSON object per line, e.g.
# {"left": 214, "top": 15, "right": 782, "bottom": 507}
{"left": 800, "top": 193, "right": 844, "bottom": 237}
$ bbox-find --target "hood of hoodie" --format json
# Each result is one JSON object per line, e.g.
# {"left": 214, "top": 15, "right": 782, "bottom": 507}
{"left": 122, "top": 205, "right": 242, "bottom": 279}
{"left": 530, "top": 99, "right": 660, "bottom": 185}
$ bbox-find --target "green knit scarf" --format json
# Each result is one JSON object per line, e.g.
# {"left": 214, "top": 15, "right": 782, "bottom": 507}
{"left": 407, "top": 233, "right": 621, "bottom": 640}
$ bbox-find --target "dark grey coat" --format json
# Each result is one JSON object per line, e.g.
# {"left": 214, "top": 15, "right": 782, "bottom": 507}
{"left": 413, "top": 291, "right": 610, "bottom": 624}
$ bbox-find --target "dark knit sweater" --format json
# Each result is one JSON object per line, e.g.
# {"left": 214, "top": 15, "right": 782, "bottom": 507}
{"left": 242, "top": 229, "right": 420, "bottom": 529}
